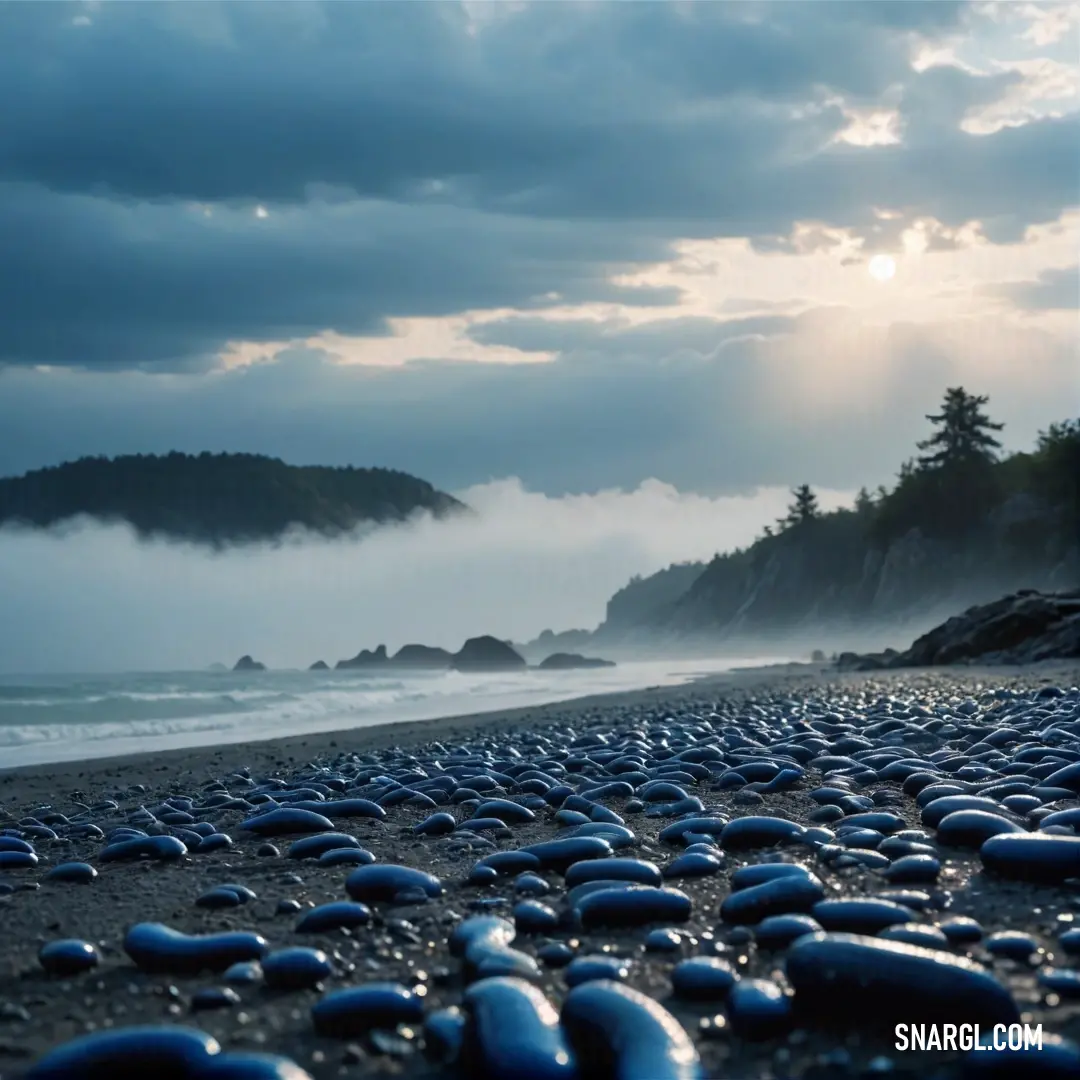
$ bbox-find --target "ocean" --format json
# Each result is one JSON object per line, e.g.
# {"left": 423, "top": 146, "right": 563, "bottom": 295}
{"left": 0, "top": 658, "right": 777, "bottom": 769}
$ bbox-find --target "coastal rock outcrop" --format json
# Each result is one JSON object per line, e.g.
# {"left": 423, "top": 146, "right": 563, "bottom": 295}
{"left": 451, "top": 635, "right": 527, "bottom": 672}
{"left": 538, "top": 652, "right": 616, "bottom": 670}
{"left": 308, "top": 660, "right": 329, "bottom": 671}
{"left": 391, "top": 644, "right": 454, "bottom": 667}
{"left": 232, "top": 655, "right": 266, "bottom": 672}
{"left": 837, "top": 589, "right": 1080, "bottom": 670}
{"left": 336, "top": 645, "right": 388, "bottom": 670}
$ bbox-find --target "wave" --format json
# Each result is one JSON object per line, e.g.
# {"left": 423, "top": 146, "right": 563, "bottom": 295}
{"left": 0, "top": 658, "right": 782, "bottom": 768}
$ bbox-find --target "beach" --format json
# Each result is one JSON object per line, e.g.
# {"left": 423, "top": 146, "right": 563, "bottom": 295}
{"left": 2, "top": 659, "right": 1079, "bottom": 1078}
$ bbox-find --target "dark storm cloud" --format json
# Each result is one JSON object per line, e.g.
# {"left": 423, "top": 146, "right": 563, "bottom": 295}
{"left": 0, "top": 1, "right": 1073, "bottom": 371}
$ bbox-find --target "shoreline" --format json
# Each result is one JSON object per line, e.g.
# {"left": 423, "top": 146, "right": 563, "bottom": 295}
{"left": 3, "top": 658, "right": 1076, "bottom": 807}
{"left": 0, "top": 661, "right": 826, "bottom": 804}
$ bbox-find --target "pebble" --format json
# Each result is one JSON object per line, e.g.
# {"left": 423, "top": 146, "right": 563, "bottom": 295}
{"left": 38, "top": 939, "right": 100, "bottom": 975}
{"left": 720, "top": 873, "right": 824, "bottom": 925}
{"left": 811, "top": 899, "right": 915, "bottom": 934}
{"left": 560, "top": 980, "right": 702, "bottom": 1080}
{"left": 564, "top": 857, "right": 661, "bottom": 888}
{"left": 671, "top": 957, "right": 738, "bottom": 1000}
{"left": 295, "top": 900, "right": 372, "bottom": 933}
{"left": 980, "top": 833, "right": 1080, "bottom": 883}
{"left": 575, "top": 885, "right": 692, "bottom": 929}
{"left": 460, "top": 976, "right": 577, "bottom": 1080}
{"left": 262, "top": 947, "right": 333, "bottom": 990}
{"left": 719, "top": 816, "right": 805, "bottom": 850}
{"left": 565, "top": 955, "right": 631, "bottom": 987}
{"left": 786, "top": 933, "right": 1021, "bottom": 1026}
{"left": 123, "top": 923, "right": 268, "bottom": 974}
{"left": 726, "top": 978, "right": 793, "bottom": 1039}
{"left": 239, "top": 808, "right": 335, "bottom": 836}
{"left": 99, "top": 835, "right": 187, "bottom": 861}
{"left": 42, "top": 862, "right": 98, "bottom": 884}
{"left": 345, "top": 864, "right": 444, "bottom": 902}
{"left": 754, "top": 914, "right": 822, "bottom": 949}
{"left": 311, "top": 983, "right": 425, "bottom": 1037}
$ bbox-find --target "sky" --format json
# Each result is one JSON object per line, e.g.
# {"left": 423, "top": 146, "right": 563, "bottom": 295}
{"left": 0, "top": 1, "right": 1077, "bottom": 669}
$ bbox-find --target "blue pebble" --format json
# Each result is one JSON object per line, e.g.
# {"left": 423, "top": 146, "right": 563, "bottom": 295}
{"left": 263, "top": 947, "right": 333, "bottom": 990}
{"left": 662, "top": 852, "right": 722, "bottom": 879}
{"left": 318, "top": 847, "right": 375, "bottom": 866}
{"left": 345, "top": 864, "right": 443, "bottom": 902}
{"left": 191, "top": 987, "right": 241, "bottom": 1012}
{"left": 754, "top": 915, "right": 822, "bottom": 949}
{"left": 294, "top": 901, "right": 372, "bottom": 934}
{"left": 1039, "top": 969, "right": 1080, "bottom": 997}
{"left": 645, "top": 928, "right": 684, "bottom": 952}
{"left": 461, "top": 976, "right": 577, "bottom": 1080}
{"left": 884, "top": 854, "right": 941, "bottom": 884}
{"left": 878, "top": 923, "right": 950, "bottom": 948}
{"left": 123, "top": 923, "right": 268, "bottom": 974}
{"left": 937, "top": 811, "right": 1025, "bottom": 848}
{"left": 99, "top": 835, "right": 187, "bottom": 862}
{"left": 522, "top": 837, "right": 614, "bottom": 872}
{"left": 0, "top": 837, "right": 34, "bottom": 853}
{"left": 727, "top": 978, "right": 793, "bottom": 1039}
{"left": 561, "top": 980, "right": 702, "bottom": 1080}
{"left": 941, "top": 916, "right": 984, "bottom": 944}
{"left": 565, "top": 955, "right": 631, "bottom": 987}
{"left": 721, "top": 874, "right": 824, "bottom": 925}
{"left": 239, "top": 808, "right": 334, "bottom": 836}
{"left": 39, "top": 939, "right": 99, "bottom": 976}
{"left": 42, "top": 862, "right": 98, "bottom": 884}
{"left": 786, "top": 932, "right": 1020, "bottom": 1026}
{"left": 198, "top": 833, "right": 234, "bottom": 853}
{"left": 565, "top": 857, "right": 660, "bottom": 889}
{"left": 468, "top": 865, "right": 500, "bottom": 886}
{"left": 514, "top": 872, "right": 550, "bottom": 896}
{"left": 415, "top": 812, "right": 457, "bottom": 836}
{"left": 24, "top": 1026, "right": 221, "bottom": 1079}
{"left": 423, "top": 1007, "right": 466, "bottom": 1066}
{"left": 719, "top": 816, "right": 805, "bottom": 851}
{"left": 671, "top": 957, "right": 738, "bottom": 1000}
{"left": 980, "top": 834, "right": 1080, "bottom": 884}
{"left": 729, "top": 863, "right": 810, "bottom": 890}
{"left": 811, "top": 899, "right": 914, "bottom": 934}
{"left": 311, "top": 982, "right": 424, "bottom": 1037}
{"left": 286, "top": 833, "right": 362, "bottom": 859}
{"left": 575, "top": 885, "right": 691, "bottom": 929}
{"left": 477, "top": 851, "right": 543, "bottom": 876}
{"left": 658, "top": 817, "right": 728, "bottom": 845}
{"left": 985, "top": 932, "right": 1039, "bottom": 963}
{"left": 513, "top": 899, "right": 559, "bottom": 934}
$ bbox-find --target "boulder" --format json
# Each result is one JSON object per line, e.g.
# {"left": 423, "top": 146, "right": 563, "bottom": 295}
{"left": 451, "top": 636, "right": 527, "bottom": 672}
{"left": 233, "top": 655, "right": 266, "bottom": 672}
{"left": 837, "top": 589, "right": 1080, "bottom": 670}
{"left": 538, "top": 653, "right": 616, "bottom": 670}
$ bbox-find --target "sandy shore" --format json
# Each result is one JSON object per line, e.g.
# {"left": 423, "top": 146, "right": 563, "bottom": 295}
{"left": 1, "top": 659, "right": 1078, "bottom": 1078}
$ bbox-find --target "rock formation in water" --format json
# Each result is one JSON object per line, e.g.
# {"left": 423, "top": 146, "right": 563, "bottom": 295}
{"left": 451, "top": 636, "right": 527, "bottom": 672}
{"left": 538, "top": 653, "right": 616, "bottom": 670}
{"left": 233, "top": 655, "right": 266, "bottom": 672}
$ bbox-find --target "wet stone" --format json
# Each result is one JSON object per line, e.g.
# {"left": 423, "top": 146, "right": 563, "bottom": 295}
{"left": 514, "top": 900, "right": 559, "bottom": 934}
{"left": 720, "top": 816, "right": 805, "bottom": 851}
{"left": 754, "top": 914, "right": 822, "bottom": 950}
{"left": 123, "top": 922, "right": 268, "bottom": 974}
{"left": 565, "top": 954, "right": 631, "bottom": 987}
{"left": 786, "top": 933, "right": 1020, "bottom": 1027}
{"left": 985, "top": 931, "right": 1039, "bottom": 963}
{"left": 39, "top": 939, "right": 100, "bottom": 976}
{"left": 575, "top": 885, "right": 692, "bottom": 929}
{"left": 812, "top": 899, "right": 915, "bottom": 934}
{"left": 295, "top": 901, "right": 372, "bottom": 933}
{"left": 263, "top": 947, "right": 333, "bottom": 990}
{"left": 239, "top": 808, "right": 335, "bottom": 836}
{"left": 662, "top": 852, "right": 723, "bottom": 879}
{"left": 346, "top": 864, "right": 444, "bottom": 903}
{"left": 564, "top": 857, "right": 661, "bottom": 889}
{"left": 99, "top": 835, "right": 187, "bottom": 862}
{"left": 312, "top": 983, "right": 425, "bottom": 1037}
{"left": 721, "top": 873, "right": 825, "bottom": 925}
{"left": 941, "top": 916, "right": 985, "bottom": 944}
{"left": 560, "top": 980, "right": 702, "bottom": 1080}
{"left": 980, "top": 833, "right": 1080, "bottom": 884}
{"left": 671, "top": 957, "right": 739, "bottom": 1000}
{"left": 727, "top": 978, "right": 793, "bottom": 1040}
{"left": 191, "top": 986, "right": 241, "bottom": 1011}
{"left": 884, "top": 854, "right": 941, "bottom": 885}
{"left": 42, "top": 862, "right": 98, "bottom": 884}
{"left": 286, "top": 833, "right": 363, "bottom": 859}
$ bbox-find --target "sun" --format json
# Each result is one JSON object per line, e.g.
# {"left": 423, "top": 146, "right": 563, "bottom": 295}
{"left": 868, "top": 254, "right": 897, "bottom": 282}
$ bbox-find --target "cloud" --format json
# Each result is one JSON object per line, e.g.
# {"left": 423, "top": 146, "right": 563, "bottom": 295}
{"left": 0, "top": 478, "right": 856, "bottom": 673}
{"left": 985, "top": 263, "right": 1079, "bottom": 310}
{"left": 0, "top": 1, "right": 1076, "bottom": 370}
{"left": 0, "top": 305, "right": 1074, "bottom": 499}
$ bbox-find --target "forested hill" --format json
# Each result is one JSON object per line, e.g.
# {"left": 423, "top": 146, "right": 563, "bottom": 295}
{"left": 0, "top": 453, "right": 467, "bottom": 544}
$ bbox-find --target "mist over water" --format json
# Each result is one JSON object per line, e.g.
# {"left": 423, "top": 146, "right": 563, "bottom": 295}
{"left": 0, "top": 477, "right": 855, "bottom": 674}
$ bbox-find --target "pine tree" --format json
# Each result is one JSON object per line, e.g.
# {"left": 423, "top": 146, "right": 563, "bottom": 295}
{"left": 785, "top": 483, "right": 819, "bottom": 527}
{"left": 916, "top": 387, "right": 1004, "bottom": 470}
